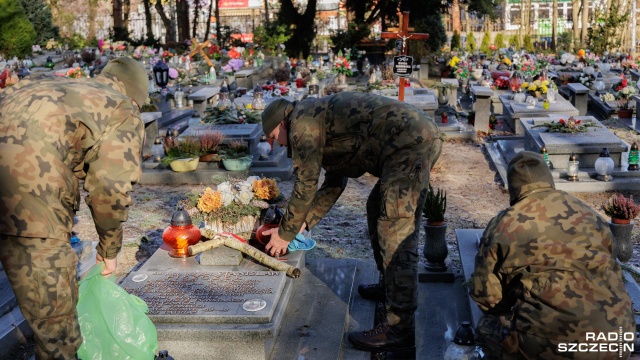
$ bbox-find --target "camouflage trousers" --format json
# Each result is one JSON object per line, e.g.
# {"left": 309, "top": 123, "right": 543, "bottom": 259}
{"left": 476, "top": 314, "right": 632, "bottom": 360}
{"left": 366, "top": 134, "right": 443, "bottom": 331}
{"left": 0, "top": 235, "right": 81, "bottom": 360}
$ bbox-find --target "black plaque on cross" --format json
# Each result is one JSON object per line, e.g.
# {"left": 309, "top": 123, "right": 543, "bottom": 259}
{"left": 393, "top": 56, "right": 413, "bottom": 78}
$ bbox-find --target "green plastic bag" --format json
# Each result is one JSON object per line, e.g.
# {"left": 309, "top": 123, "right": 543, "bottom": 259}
{"left": 77, "top": 264, "right": 158, "bottom": 360}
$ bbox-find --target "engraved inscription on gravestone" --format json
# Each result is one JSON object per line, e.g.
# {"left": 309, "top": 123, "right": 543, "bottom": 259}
{"left": 122, "top": 271, "right": 281, "bottom": 316}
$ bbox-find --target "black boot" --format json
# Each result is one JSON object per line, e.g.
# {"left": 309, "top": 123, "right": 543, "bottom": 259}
{"left": 348, "top": 324, "right": 415, "bottom": 352}
{"left": 357, "top": 283, "right": 385, "bottom": 302}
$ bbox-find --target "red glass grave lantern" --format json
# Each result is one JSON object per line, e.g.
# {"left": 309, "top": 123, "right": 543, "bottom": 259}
{"left": 509, "top": 72, "right": 522, "bottom": 93}
{"left": 162, "top": 205, "right": 202, "bottom": 258}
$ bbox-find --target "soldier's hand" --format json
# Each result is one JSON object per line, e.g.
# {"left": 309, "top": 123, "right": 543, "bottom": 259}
{"left": 263, "top": 228, "right": 290, "bottom": 257}
{"left": 96, "top": 253, "right": 117, "bottom": 277}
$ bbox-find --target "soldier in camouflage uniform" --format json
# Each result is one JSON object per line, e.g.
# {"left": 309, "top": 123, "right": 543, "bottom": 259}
{"left": 261, "top": 92, "right": 443, "bottom": 352}
{"left": 471, "top": 151, "right": 635, "bottom": 359}
{"left": 0, "top": 57, "right": 148, "bottom": 360}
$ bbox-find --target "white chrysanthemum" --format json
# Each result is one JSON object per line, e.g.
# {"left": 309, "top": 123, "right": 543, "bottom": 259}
{"left": 221, "top": 192, "right": 235, "bottom": 206}
{"left": 236, "top": 190, "right": 254, "bottom": 205}
{"left": 217, "top": 182, "right": 231, "bottom": 193}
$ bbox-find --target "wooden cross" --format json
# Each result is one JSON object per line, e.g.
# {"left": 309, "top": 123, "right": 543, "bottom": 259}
{"left": 381, "top": 11, "right": 429, "bottom": 102}
{"left": 189, "top": 38, "right": 213, "bottom": 67}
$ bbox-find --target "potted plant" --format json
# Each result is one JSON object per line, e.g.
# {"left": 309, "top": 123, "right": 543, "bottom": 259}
{"left": 615, "top": 78, "right": 637, "bottom": 119}
{"left": 423, "top": 185, "right": 448, "bottom": 272}
{"left": 603, "top": 194, "right": 640, "bottom": 263}
{"left": 221, "top": 140, "right": 253, "bottom": 171}
{"left": 197, "top": 131, "right": 224, "bottom": 162}
{"left": 161, "top": 136, "right": 202, "bottom": 172}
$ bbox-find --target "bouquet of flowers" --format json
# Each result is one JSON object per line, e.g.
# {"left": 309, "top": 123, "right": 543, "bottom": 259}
{"left": 600, "top": 92, "right": 616, "bottom": 102}
{"left": 584, "top": 53, "right": 600, "bottom": 66}
{"left": 184, "top": 176, "right": 282, "bottom": 225}
{"left": 448, "top": 56, "right": 461, "bottom": 69}
{"left": 333, "top": 54, "right": 353, "bottom": 76}
{"left": 208, "top": 44, "right": 222, "bottom": 61}
{"left": 45, "top": 38, "right": 60, "bottom": 50}
{"left": 578, "top": 74, "right": 594, "bottom": 88}
{"left": 616, "top": 78, "right": 637, "bottom": 101}
{"left": 452, "top": 60, "right": 472, "bottom": 80}
{"left": 560, "top": 53, "right": 576, "bottom": 65}
{"left": 521, "top": 79, "right": 550, "bottom": 94}
{"left": 223, "top": 58, "right": 244, "bottom": 75}
{"left": 66, "top": 67, "right": 84, "bottom": 79}
{"left": 532, "top": 116, "right": 599, "bottom": 133}
{"left": 493, "top": 75, "right": 511, "bottom": 89}
{"left": 161, "top": 50, "right": 174, "bottom": 61}
{"left": 518, "top": 59, "right": 539, "bottom": 78}
{"left": 535, "top": 53, "right": 553, "bottom": 69}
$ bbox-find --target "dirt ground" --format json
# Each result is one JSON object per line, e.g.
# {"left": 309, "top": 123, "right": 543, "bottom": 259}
{"left": 69, "top": 124, "right": 640, "bottom": 280}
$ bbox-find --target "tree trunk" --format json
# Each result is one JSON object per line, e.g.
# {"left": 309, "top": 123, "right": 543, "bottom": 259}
{"left": 464, "top": 4, "right": 471, "bottom": 33}
{"left": 552, "top": 0, "right": 558, "bottom": 50}
{"left": 581, "top": 0, "right": 589, "bottom": 47}
{"left": 113, "top": 0, "right": 123, "bottom": 29}
{"left": 520, "top": 1, "right": 525, "bottom": 44}
{"left": 572, "top": 0, "right": 580, "bottom": 51}
{"left": 88, "top": 0, "right": 98, "bottom": 40}
{"left": 123, "top": 0, "right": 130, "bottom": 32}
{"left": 155, "top": 2, "right": 175, "bottom": 43}
{"left": 143, "top": 0, "right": 154, "bottom": 41}
{"left": 452, "top": 0, "right": 461, "bottom": 32}
{"left": 215, "top": 0, "right": 221, "bottom": 45}
{"left": 264, "top": 0, "right": 269, "bottom": 23}
{"left": 192, "top": 1, "right": 200, "bottom": 39}
{"left": 177, "top": 0, "right": 190, "bottom": 42}
{"left": 204, "top": 0, "right": 213, "bottom": 40}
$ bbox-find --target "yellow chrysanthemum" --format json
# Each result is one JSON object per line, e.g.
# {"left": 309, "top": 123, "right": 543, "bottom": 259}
{"left": 253, "top": 179, "right": 280, "bottom": 200}
{"left": 503, "top": 58, "right": 512, "bottom": 65}
{"left": 521, "top": 82, "right": 529, "bottom": 89}
{"left": 449, "top": 56, "right": 461, "bottom": 68}
{"left": 198, "top": 187, "right": 223, "bottom": 213}
{"left": 541, "top": 85, "right": 548, "bottom": 93}
{"left": 528, "top": 84, "right": 538, "bottom": 91}
{"left": 541, "top": 80, "right": 549, "bottom": 86}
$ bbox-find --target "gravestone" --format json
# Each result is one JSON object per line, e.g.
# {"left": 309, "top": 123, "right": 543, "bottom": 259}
{"left": 500, "top": 94, "right": 579, "bottom": 134}
{"left": 182, "top": 123, "right": 263, "bottom": 156}
{"left": 470, "top": 85, "right": 493, "bottom": 132}
{"left": 120, "top": 247, "right": 305, "bottom": 360}
{"left": 522, "top": 116, "right": 629, "bottom": 169}
{"left": 403, "top": 93, "right": 437, "bottom": 119}
{"left": 235, "top": 69, "right": 255, "bottom": 90}
{"left": 141, "top": 112, "right": 162, "bottom": 158}
{"left": 566, "top": 83, "right": 589, "bottom": 116}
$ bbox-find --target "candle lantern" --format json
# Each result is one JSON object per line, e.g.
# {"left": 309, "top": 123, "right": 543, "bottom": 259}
{"left": 162, "top": 205, "right": 202, "bottom": 258}
{"left": 628, "top": 142, "right": 639, "bottom": 171}
{"left": 45, "top": 56, "right": 55, "bottom": 69}
{"left": 257, "top": 134, "right": 272, "bottom": 160}
{"left": 566, "top": 153, "right": 579, "bottom": 181}
{"left": 594, "top": 147, "right": 615, "bottom": 181}
{"left": 17, "top": 66, "right": 30, "bottom": 80}
{"left": 218, "top": 86, "right": 232, "bottom": 109}
{"left": 174, "top": 86, "right": 184, "bottom": 109}
{"left": 540, "top": 146, "right": 551, "bottom": 167}
{"left": 151, "top": 137, "right": 165, "bottom": 162}
{"left": 153, "top": 60, "right": 169, "bottom": 88}
{"left": 251, "top": 85, "right": 266, "bottom": 110}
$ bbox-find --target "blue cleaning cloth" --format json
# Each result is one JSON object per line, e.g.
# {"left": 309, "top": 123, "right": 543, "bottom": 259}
{"left": 70, "top": 235, "right": 80, "bottom": 244}
{"left": 287, "top": 233, "right": 316, "bottom": 252}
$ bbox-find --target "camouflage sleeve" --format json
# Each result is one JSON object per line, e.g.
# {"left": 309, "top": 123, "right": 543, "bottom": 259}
{"left": 278, "top": 116, "right": 323, "bottom": 242}
{"left": 83, "top": 106, "right": 144, "bottom": 259}
{"left": 304, "top": 171, "right": 348, "bottom": 230}
{"left": 471, "top": 214, "right": 506, "bottom": 312}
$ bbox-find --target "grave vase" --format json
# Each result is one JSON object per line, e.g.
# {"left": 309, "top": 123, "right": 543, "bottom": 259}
{"left": 338, "top": 74, "right": 347, "bottom": 85}
{"left": 618, "top": 107, "right": 633, "bottom": 119}
{"left": 423, "top": 222, "right": 449, "bottom": 272}
{"left": 609, "top": 220, "right": 634, "bottom": 262}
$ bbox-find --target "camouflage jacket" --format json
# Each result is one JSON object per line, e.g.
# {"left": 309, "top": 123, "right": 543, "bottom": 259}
{"left": 471, "top": 187, "right": 635, "bottom": 341}
{"left": 0, "top": 75, "right": 144, "bottom": 259}
{"left": 279, "top": 92, "right": 440, "bottom": 241}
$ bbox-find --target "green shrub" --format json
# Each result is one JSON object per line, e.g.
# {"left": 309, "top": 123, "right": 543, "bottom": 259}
{"left": 480, "top": 31, "right": 491, "bottom": 54}
{"left": 66, "top": 33, "right": 86, "bottom": 50}
{"left": 466, "top": 32, "right": 476, "bottom": 53}
{"left": 509, "top": 34, "right": 520, "bottom": 49}
{"left": 450, "top": 30, "right": 461, "bottom": 50}
{"left": 18, "top": 0, "right": 57, "bottom": 45}
{"left": 523, "top": 34, "right": 534, "bottom": 53}
{"left": 0, "top": 15, "right": 36, "bottom": 58}
{"left": 494, "top": 33, "right": 505, "bottom": 49}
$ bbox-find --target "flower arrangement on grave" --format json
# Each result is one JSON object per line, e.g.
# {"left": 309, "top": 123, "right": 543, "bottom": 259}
{"left": 603, "top": 194, "right": 640, "bottom": 222}
{"left": 45, "top": 38, "right": 60, "bottom": 50}
{"left": 615, "top": 78, "right": 637, "bottom": 109}
{"left": 600, "top": 92, "right": 616, "bottom": 102}
{"left": 521, "top": 79, "right": 550, "bottom": 95}
{"left": 333, "top": 53, "right": 353, "bottom": 76}
{"left": 493, "top": 75, "right": 511, "bottom": 90}
{"left": 448, "top": 56, "right": 461, "bottom": 69}
{"left": 531, "top": 116, "right": 600, "bottom": 133}
{"left": 578, "top": 73, "right": 594, "bottom": 88}
{"left": 577, "top": 49, "right": 587, "bottom": 59}
{"left": 66, "top": 67, "right": 84, "bottom": 79}
{"left": 160, "top": 135, "right": 202, "bottom": 167}
{"left": 183, "top": 176, "right": 284, "bottom": 234}
{"left": 208, "top": 43, "right": 223, "bottom": 61}
{"left": 202, "top": 106, "right": 261, "bottom": 125}
{"left": 584, "top": 53, "right": 600, "bottom": 66}
{"left": 535, "top": 53, "right": 552, "bottom": 69}
{"left": 560, "top": 53, "right": 576, "bottom": 65}
{"left": 518, "top": 58, "right": 539, "bottom": 79}
{"left": 161, "top": 50, "right": 174, "bottom": 61}
{"left": 223, "top": 58, "right": 244, "bottom": 75}
{"left": 501, "top": 56, "right": 512, "bottom": 67}
{"left": 621, "top": 58, "right": 637, "bottom": 72}
{"left": 228, "top": 47, "right": 243, "bottom": 59}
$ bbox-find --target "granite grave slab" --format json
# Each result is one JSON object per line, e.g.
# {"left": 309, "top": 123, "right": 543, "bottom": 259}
{"left": 500, "top": 94, "right": 580, "bottom": 134}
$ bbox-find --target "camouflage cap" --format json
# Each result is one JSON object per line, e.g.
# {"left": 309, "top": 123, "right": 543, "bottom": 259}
{"left": 101, "top": 57, "right": 148, "bottom": 107}
{"left": 507, "top": 151, "right": 555, "bottom": 206}
{"left": 262, "top": 98, "right": 292, "bottom": 135}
